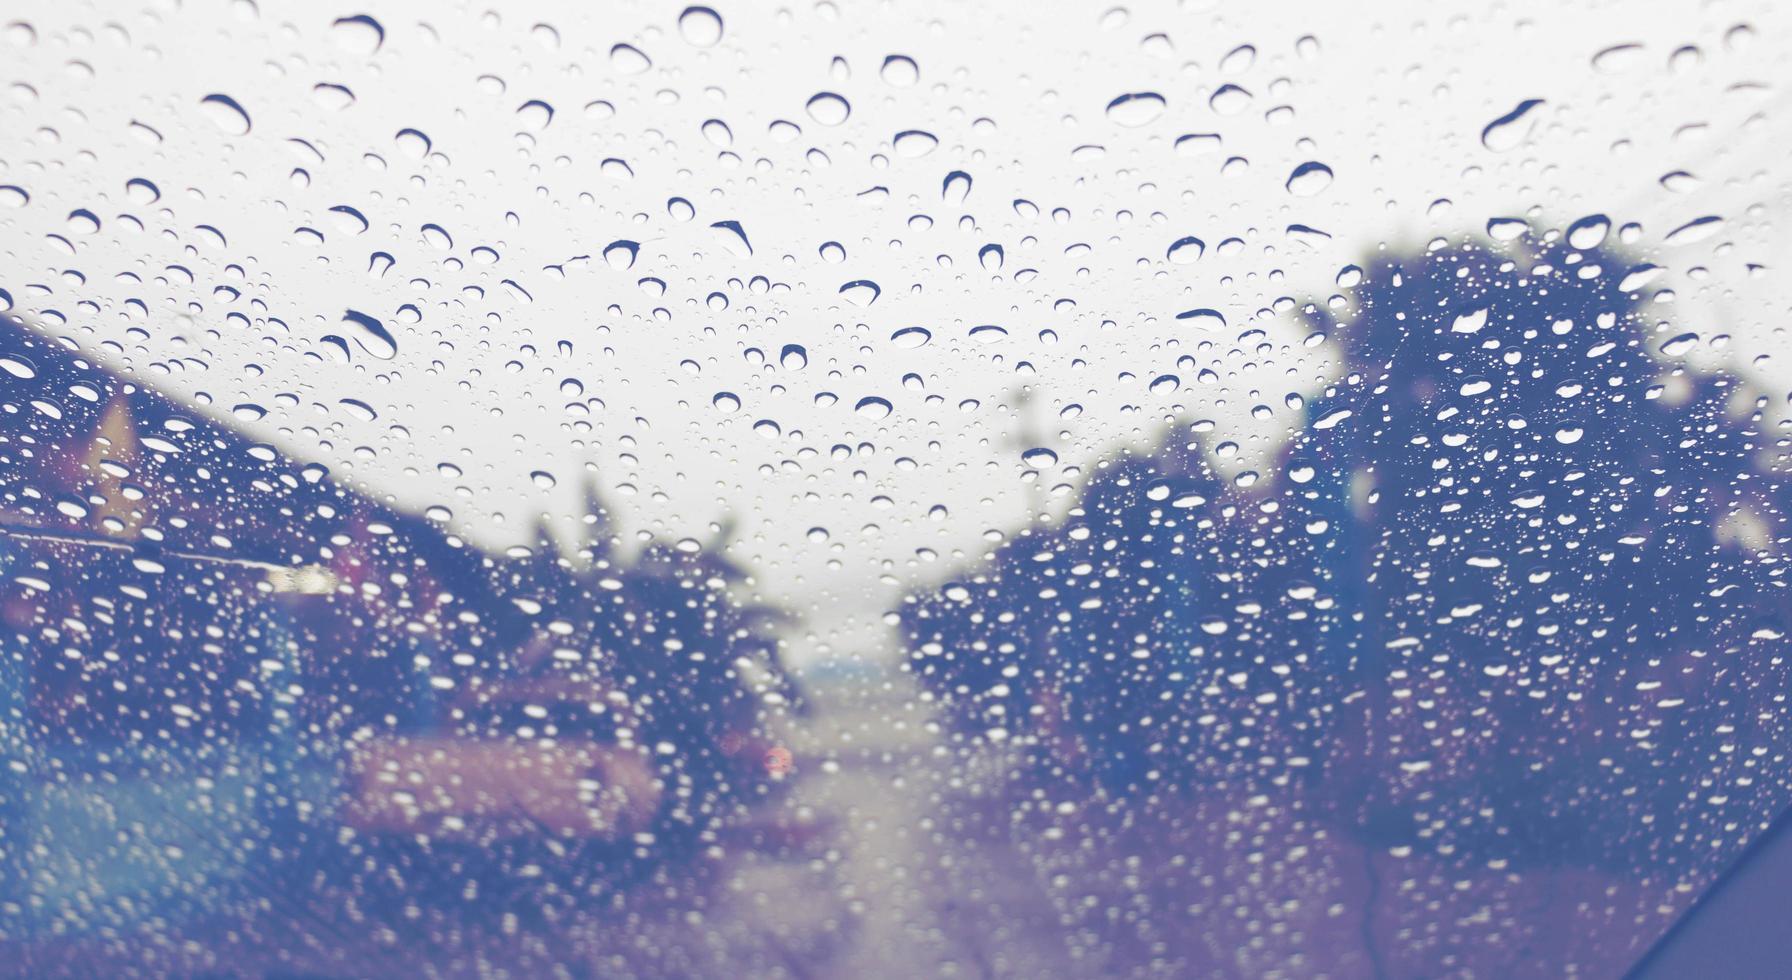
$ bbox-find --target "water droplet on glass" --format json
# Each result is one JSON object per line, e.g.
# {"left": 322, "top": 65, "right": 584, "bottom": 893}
{"left": 894, "top": 130, "right": 938, "bottom": 157}
{"left": 199, "top": 93, "right": 251, "bottom": 135}
{"left": 330, "top": 14, "right": 384, "bottom": 55}
{"left": 1208, "top": 84, "right": 1252, "bottom": 115}
{"left": 1105, "top": 92, "right": 1166, "bottom": 127}
{"left": 881, "top": 54, "right": 919, "bottom": 87}
{"left": 1566, "top": 214, "right": 1611, "bottom": 249}
{"left": 604, "top": 240, "right": 640, "bottom": 270}
{"left": 677, "top": 6, "right": 723, "bottom": 47}
{"left": 891, "top": 326, "right": 931, "bottom": 349}
{"left": 610, "top": 43, "right": 652, "bottom": 75}
{"left": 1176, "top": 308, "right": 1226, "bottom": 330}
{"left": 341, "top": 309, "right": 397, "bottom": 359}
{"left": 1167, "top": 236, "right": 1205, "bottom": 264}
{"left": 805, "top": 92, "right": 851, "bottom": 126}
{"left": 840, "top": 280, "right": 881, "bottom": 306}
{"left": 1481, "top": 98, "right": 1545, "bottom": 151}
{"left": 1284, "top": 161, "right": 1333, "bottom": 197}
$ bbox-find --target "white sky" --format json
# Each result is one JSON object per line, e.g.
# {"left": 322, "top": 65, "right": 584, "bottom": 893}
{"left": 3, "top": 0, "right": 1788, "bottom": 663}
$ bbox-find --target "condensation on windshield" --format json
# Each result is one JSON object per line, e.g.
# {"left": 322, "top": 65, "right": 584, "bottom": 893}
{"left": 2, "top": 2, "right": 1790, "bottom": 976}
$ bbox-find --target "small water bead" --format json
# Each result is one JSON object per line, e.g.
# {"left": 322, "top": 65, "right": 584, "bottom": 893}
{"left": 199, "top": 93, "right": 251, "bottom": 134}
{"left": 891, "top": 327, "right": 931, "bottom": 349}
{"left": 855, "top": 396, "right": 893, "bottom": 420}
{"left": 330, "top": 14, "right": 384, "bottom": 55}
{"left": 677, "top": 6, "right": 723, "bottom": 47}
{"left": 1481, "top": 99, "right": 1545, "bottom": 151}
{"left": 806, "top": 92, "right": 851, "bottom": 126}
{"left": 1566, "top": 214, "right": 1611, "bottom": 249}
{"left": 839, "top": 280, "right": 881, "bottom": 306}
{"left": 1166, "top": 236, "right": 1205, "bottom": 264}
{"left": 1176, "top": 308, "right": 1226, "bottom": 330}
{"left": 516, "top": 99, "right": 554, "bottom": 131}
{"left": 610, "top": 43, "right": 652, "bottom": 75}
{"left": 1208, "top": 84, "right": 1252, "bottom": 115}
{"left": 880, "top": 55, "right": 918, "bottom": 87}
{"left": 1284, "top": 161, "right": 1333, "bottom": 197}
{"left": 893, "top": 130, "right": 938, "bottom": 157}
{"left": 1105, "top": 92, "right": 1165, "bottom": 127}
{"left": 603, "top": 240, "right": 639, "bottom": 270}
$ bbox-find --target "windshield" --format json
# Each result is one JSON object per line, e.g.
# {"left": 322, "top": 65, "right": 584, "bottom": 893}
{"left": 2, "top": 1, "right": 1789, "bottom": 976}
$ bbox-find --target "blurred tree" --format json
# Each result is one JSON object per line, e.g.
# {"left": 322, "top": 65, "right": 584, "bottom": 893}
{"left": 1298, "top": 231, "right": 1790, "bottom": 875}
{"left": 906, "top": 228, "right": 1792, "bottom": 881}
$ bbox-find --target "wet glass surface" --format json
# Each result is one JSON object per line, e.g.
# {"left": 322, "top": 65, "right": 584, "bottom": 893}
{"left": 3, "top": 1, "right": 1791, "bottom": 976}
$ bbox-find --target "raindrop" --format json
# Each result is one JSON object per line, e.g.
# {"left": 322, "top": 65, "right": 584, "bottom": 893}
{"left": 1487, "top": 217, "right": 1529, "bottom": 241}
{"left": 1451, "top": 308, "right": 1489, "bottom": 334}
{"left": 780, "top": 345, "right": 808, "bottom": 370}
{"left": 1566, "top": 214, "right": 1611, "bottom": 249}
{"left": 881, "top": 55, "right": 919, "bottom": 87}
{"left": 942, "top": 170, "right": 972, "bottom": 204}
{"left": 979, "top": 244, "right": 1005, "bottom": 271}
{"left": 806, "top": 92, "right": 851, "bottom": 126}
{"left": 531, "top": 470, "right": 557, "bottom": 488}
{"left": 1284, "top": 161, "right": 1333, "bottom": 197}
{"left": 611, "top": 43, "right": 652, "bottom": 75}
{"left": 1664, "top": 215, "right": 1723, "bottom": 246}
{"left": 968, "top": 325, "right": 1008, "bottom": 345}
{"left": 1175, "top": 133, "right": 1221, "bottom": 156}
{"left": 710, "top": 220, "right": 752, "bottom": 256}
{"left": 1021, "top": 447, "right": 1058, "bottom": 468}
{"left": 330, "top": 205, "right": 370, "bottom": 234}
{"left": 891, "top": 327, "right": 932, "bottom": 349}
{"left": 1481, "top": 98, "right": 1545, "bottom": 151}
{"left": 840, "top": 280, "right": 881, "bottom": 306}
{"left": 1592, "top": 43, "right": 1644, "bottom": 73}
{"left": 1106, "top": 92, "right": 1166, "bottom": 127}
{"left": 1167, "top": 236, "right": 1205, "bottom": 264}
{"left": 341, "top": 309, "right": 398, "bottom": 359}
{"left": 712, "top": 391, "right": 741, "bottom": 414}
{"left": 516, "top": 99, "right": 555, "bottom": 131}
{"left": 395, "top": 128, "right": 431, "bottom": 159}
{"left": 1149, "top": 374, "right": 1180, "bottom": 395}
{"left": 894, "top": 130, "right": 938, "bottom": 157}
{"left": 701, "top": 118, "right": 733, "bottom": 147}
{"left": 1209, "top": 84, "right": 1252, "bottom": 115}
{"left": 855, "top": 396, "right": 893, "bottom": 420}
{"left": 0, "top": 353, "right": 35, "bottom": 378}
{"left": 199, "top": 93, "right": 252, "bottom": 135}
{"left": 677, "top": 6, "right": 723, "bottom": 47}
{"left": 421, "top": 223, "right": 453, "bottom": 249}
{"left": 330, "top": 14, "right": 384, "bottom": 55}
{"left": 604, "top": 240, "right": 640, "bottom": 270}
{"left": 1175, "top": 308, "right": 1226, "bottom": 330}
{"left": 1659, "top": 332, "right": 1700, "bottom": 357}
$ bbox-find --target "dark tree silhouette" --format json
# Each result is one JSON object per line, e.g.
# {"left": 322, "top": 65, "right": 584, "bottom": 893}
{"left": 1297, "top": 231, "right": 1791, "bottom": 875}
{"left": 906, "top": 228, "right": 1792, "bottom": 883}
{"left": 903, "top": 436, "right": 1345, "bottom": 797}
